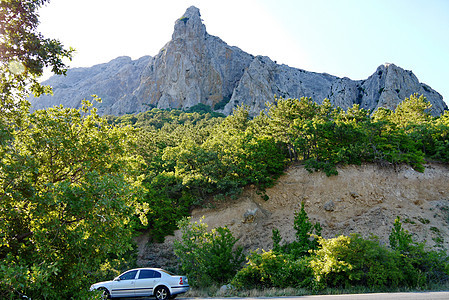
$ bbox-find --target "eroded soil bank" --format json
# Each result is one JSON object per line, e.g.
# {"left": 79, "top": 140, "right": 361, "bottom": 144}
{"left": 137, "top": 163, "right": 449, "bottom": 268}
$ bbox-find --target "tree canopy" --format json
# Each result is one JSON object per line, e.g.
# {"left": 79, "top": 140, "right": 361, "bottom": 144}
{"left": 0, "top": 0, "right": 74, "bottom": 120}
{"left": 0, "top": 100, "right": 148, "bottom": 298}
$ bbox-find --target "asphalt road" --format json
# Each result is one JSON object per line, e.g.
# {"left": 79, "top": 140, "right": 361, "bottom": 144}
{"left": 183, "top": 291, "right": 449, "bottom": 299}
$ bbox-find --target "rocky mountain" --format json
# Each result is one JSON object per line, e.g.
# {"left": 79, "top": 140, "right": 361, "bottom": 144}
{"left": 30, "top": 6, "right": 447, "bottom": 116}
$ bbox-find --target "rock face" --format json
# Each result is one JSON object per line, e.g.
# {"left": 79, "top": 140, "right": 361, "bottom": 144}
{"left": 224, "top": 57, "right": 446, "bottom": 116}
{"left": 131, "top": 6, "right": 254, "bottom": 112}
{"left": 30, "top": 6, "right": 447, "bottom": 116}
{"left": 31, "top": 56, "right": 151, "bottom": 114}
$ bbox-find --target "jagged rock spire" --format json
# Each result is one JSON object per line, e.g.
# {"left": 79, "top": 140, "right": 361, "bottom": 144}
{"left": 172, "top": 6, "right": 206, "bottom": 40}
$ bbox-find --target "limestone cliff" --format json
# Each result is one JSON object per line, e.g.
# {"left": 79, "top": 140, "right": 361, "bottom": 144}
{"left": 30, "top": 56, "right": 151, "bottom": 113}
{"left": 129, "top": 6, "right": 254, "bottom": 112}
{"left": 223, "top": 57, "right": 446, "bottom": 116}
{"left": 30, "top": 6, "right": 447, "bottom": 116}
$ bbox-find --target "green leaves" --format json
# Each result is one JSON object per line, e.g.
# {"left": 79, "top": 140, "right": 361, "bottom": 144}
{"left": 0, "top": 0, "right": 74, "bottom": 121}
{"left": 0, "top": 101, "right": 145, "bottom": 298}
{"left": 310, "top": 234, "right": 405, "bottom": 288}
{"left": 174, "top": 217, "right": 244, "bottom": 287}
{"left": 232, "top": 250, "right": 313, "bottom": 289}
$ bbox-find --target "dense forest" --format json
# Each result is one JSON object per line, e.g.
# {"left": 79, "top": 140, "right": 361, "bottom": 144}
{"left": 2, "top": 1, "right": 449, "bottom": 298}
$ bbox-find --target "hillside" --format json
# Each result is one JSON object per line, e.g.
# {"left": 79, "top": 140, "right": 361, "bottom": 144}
{"left": 137, "top": 162, "right": 449, "bottom": 269}
{"left": 30, "top": 6, "right": 447, "bottom": 116}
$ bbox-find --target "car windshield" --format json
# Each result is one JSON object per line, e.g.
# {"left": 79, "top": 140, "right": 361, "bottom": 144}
{"left": 119, "top": 270, "right": 138, "bottom": 280}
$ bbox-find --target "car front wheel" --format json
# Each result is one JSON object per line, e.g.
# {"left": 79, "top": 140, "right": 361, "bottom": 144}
{"left": 99, "top": 288, "right": 111, "bottom": 300}
{"left": 155, "top": 286, "right": 170, "bottom": 300}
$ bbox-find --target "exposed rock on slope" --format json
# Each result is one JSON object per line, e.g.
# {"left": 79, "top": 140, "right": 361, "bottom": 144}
{"left": 31, "top": 56, "right": 150, "bottom": 113}
{"left": 30, "top": 6, "right": 447, "bottom": 116}
{"left": 224, "top": 58, "right": 446, "bottom": 116}
{"left": 137, "top": 163, "right": 449, "bottom": 269}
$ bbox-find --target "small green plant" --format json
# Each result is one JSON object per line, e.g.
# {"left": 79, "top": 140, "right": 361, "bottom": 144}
{"left": 304, "top": 159, "right": 338, "bottom": 176}
{"left": 404, "top": 218, "right": 416, "bottom": 224}
{"left": 389, "top": 216, "right": 413, "bottom": 253}
{"left": 430, "top": 226, "right": 440, "bottom": 233}
{"left": 418, "top": 217, "right": 430, "bottom": 224}
{"left": 272, "top": 228, "right": 282, "bottom": 253}
{"left": 273, "top": 202, "right": 322, "bottom": 258}
{"left": 179, "top": 16, "right": 189, "bottom": 23}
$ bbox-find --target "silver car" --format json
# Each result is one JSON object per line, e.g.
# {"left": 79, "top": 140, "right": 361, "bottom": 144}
{"left": 90, "top": 268, "right": 189, "bottom": 299}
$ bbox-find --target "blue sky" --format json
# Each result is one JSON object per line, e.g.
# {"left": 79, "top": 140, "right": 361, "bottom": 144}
{"left": 38, "top": 0, "right": 449, "bottom": 105}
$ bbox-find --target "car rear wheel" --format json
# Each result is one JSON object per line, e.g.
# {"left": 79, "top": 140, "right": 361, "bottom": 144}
{"left": 155, "top": 286, "right": 170, "bottom": 300}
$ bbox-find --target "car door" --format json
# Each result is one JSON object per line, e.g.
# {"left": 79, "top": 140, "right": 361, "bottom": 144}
{"left": 111, "top": 270, "right": 138, "bottom": 297}
{"left": 134, "top": 269, "right": 161, "bottom": 297}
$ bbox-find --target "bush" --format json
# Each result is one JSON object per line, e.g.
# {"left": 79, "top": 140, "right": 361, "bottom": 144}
{"left": 389, "top": 217, "right": 449, "bottom": 286}
{"left": 173, "top": 217, "right": 244, "bottom": 287}
{"left": 231, "top": 250, "right": 313, "bottom": 289}
{"left": 273, "top": 202, "right": 322, "bottom": 258}
{"left": 310, "top": 234, "right": 404, "bottom": 289}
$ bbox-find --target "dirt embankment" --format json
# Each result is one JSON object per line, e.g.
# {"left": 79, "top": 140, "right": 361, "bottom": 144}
{"left": 136, "top": 163, "right": 449, "bottom": 268}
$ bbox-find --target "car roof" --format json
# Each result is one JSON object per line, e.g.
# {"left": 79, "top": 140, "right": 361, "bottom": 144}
{"left": 122, "top": 267, "right": 167, "bottom": 273}
{"left": 126, "top": 267, "right": 163, "bottom": 271}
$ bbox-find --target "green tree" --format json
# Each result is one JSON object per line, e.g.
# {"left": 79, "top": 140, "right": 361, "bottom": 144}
{"left": 0, "top": 0, "right": 74, "bottom": 120}
{"left": 266, "top": 96, "right": 319, "bottom": 161}
{"left": 0, "top": 101, "right": 147, "bottom": 298}
{"left": 389, "top": 217, "right": 413, "bottom": 254}
{"left": 281, "top": 202, "right": 322, "bottom": 258}
{"left": 432, "top": 111, "right": 449, "bottom": 161}
{"left": 388, "top": 217, "right": 449, "bottom": 286}
{"left": 390, "top": 94, "right": 433, "bottom": 129}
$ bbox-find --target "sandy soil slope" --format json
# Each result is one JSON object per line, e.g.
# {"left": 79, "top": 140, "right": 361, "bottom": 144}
{"left": 136, "top": 163, "right": 449, "bottom": 268}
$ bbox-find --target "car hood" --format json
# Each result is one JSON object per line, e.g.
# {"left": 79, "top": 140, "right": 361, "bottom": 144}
{"left": 90, "top": 280, "right": 113, "bottom": 290}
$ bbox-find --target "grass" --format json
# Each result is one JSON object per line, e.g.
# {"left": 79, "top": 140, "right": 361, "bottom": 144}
{"left": 184, "top": 282, "right": 449, "bottom": 298}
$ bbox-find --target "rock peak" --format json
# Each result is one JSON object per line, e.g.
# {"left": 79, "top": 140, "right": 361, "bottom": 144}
{"left": 172, "top": 6, "right": 206, "bottom": 39}
{"left": 183, "top": 6, "right": 201, "bottom": 18}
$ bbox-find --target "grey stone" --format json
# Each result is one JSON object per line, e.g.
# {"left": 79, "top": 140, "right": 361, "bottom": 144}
{"left": 324, "top": 200, "right": 335, "bottom": 211}
{"left": 218, "top": 284, "right": 233, "bottom": 295}
{"left": 243, "top": 208, "right": 261, "bottom": 223}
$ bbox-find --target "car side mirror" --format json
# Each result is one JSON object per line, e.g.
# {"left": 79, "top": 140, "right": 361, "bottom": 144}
{"left": 114, "top": 277, "right": 120, "bottom": 281}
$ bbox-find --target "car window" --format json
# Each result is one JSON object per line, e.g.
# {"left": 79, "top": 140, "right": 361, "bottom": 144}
{"left": 119, "top": 270, "right": 138, "bottom": 280}
{"left": 160, "top": 269, "right": 174, "bottom": 276}
{"left": 138, "top": 270, "right": 161, "bottom": 279}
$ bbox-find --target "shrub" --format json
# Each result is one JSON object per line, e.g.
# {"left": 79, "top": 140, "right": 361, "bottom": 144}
{"left": 389, "top": 217, "right": 449, "bottom": 286}
{"left": 310, "top": 234, "right": 404, "bottom": 289}
{"left": 173, "top": 217, "right": 244, "bottom": 287}
{"left": 273, "top": 202, "right": 322, "bottom": 258}
{"left": 231, "top": 250, "right": 313, "bottom": 289}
